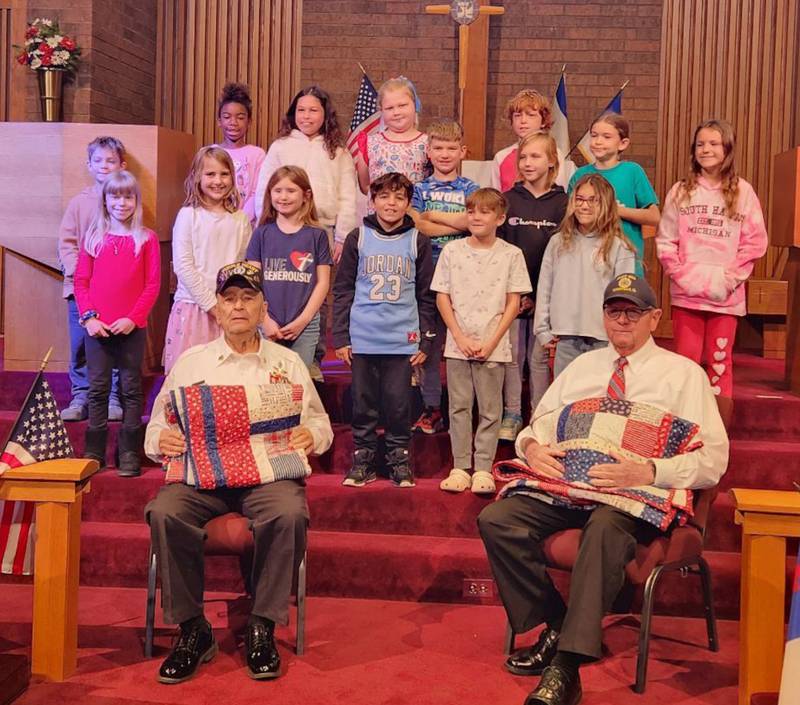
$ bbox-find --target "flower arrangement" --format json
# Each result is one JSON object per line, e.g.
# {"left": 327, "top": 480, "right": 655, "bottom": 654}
{"left": 15, "top": 18, "right": 81, "bottom": 73}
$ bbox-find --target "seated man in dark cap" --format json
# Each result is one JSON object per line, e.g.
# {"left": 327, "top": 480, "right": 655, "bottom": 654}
{"left": 478, "top": 274, "right": 729, "bottom": 705}
{"left": 144, "top": 262, "right": 333, "bottom": 684}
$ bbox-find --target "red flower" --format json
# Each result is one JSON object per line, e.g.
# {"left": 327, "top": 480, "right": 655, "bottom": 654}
{"left": 25, "top": 26, "right": 38, "bottom": 39}
{"left": 60, "top": 37, "right": 75, "bottom": 50}
{"left": 16, "top": 51, "right": 27, "bottom": 65}
{"left": 40, "top": 43, "right": 53, "bottom": 54}
{"left": 41, "top": 54, "right": 51, "bottom": 66}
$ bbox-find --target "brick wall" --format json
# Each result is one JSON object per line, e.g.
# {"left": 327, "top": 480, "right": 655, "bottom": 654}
{"left": 301, "top": 0, "right": 662, "bottom": 179}
{"left": 19, "top": 0, "right": 155, "bottom": 124}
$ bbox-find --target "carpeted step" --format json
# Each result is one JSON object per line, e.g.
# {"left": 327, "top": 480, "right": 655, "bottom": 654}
{"left": 74, "top": 520, "right": 791, "bottom": 620}
{"left": 80, "top": 470, "right": 745, "bottom": 553}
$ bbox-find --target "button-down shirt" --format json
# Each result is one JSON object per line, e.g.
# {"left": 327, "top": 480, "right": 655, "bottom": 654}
{"left": 145, "top": 335, "right": 333, "bottom": 465}
{"left": 515, "top": 337, "right": 729, "bottom": 489}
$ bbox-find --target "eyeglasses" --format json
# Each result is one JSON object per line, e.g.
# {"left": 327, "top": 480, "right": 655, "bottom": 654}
{"left": 603, "top": 306, "right": 651, "bottom": 322}
{"left": 575, "top": 196, "right": 599, "bottom": 207}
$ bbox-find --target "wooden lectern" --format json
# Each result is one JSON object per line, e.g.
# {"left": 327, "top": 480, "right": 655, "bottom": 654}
{"left": 0, "top": 458, "right": 99, "bottom": 681}
{"left": 0, "top": 123, "right": 195, "bottom": 372}
{"left": 772, "top": 147, "right": 800, "bottom": 393}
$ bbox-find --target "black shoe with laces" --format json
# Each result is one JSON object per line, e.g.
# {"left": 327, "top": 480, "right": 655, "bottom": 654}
{"left": 245, "top": 619, "right": 281, "bottom": 680}
{"left": 505, "top": 627, "right": 560, "bottom": 676}
{"left": 387, "top": 448, "right": 415, "bottom": 488}
{"left": 524, "top": 665, "right": 582, "bottom": 705}
{"left": 157, "top": 619, "right": 217, "bottom": 684}
{"left": 342, "top": 448, "right": 377, "bottom": 487}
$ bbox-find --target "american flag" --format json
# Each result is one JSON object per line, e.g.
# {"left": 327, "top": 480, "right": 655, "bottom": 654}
{"left": 0, "top": 371, "right": 73, "bottom": 574}
{"left": 346, "top": 72, "right": 381, "bottom": 160}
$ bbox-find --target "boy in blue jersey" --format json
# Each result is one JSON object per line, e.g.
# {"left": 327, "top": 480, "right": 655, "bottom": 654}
{"left": 408, "top": 120, "right": 479, "bottom": 435}
{"left": 333, "top": 173, "right": 436, "bottom": 488}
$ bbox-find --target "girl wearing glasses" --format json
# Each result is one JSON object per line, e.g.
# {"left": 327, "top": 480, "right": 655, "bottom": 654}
{"left": 534, "top": 173, "right": 636, "bottom": 378}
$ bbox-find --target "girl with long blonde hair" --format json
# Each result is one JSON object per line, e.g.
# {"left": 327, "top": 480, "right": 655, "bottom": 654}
{"left": 534, "top": 173, "right": 635, "bottom": 377}
{"left": 74, "top": 170, "right": 161, "bottom": 476}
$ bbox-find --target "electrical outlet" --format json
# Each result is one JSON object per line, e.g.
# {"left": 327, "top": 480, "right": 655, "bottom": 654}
{"left": 462, "top": 578, "right": 494, "bottom": 598}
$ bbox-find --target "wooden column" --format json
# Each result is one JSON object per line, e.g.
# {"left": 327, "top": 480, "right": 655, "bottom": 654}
{"left": 461, "top": 0, "right": 492, "bottom": 160}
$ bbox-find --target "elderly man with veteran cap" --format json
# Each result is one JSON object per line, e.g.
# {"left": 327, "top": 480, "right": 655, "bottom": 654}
{"left": 478, "top": 274, "right": 729, "bottom": 705}
{"left": 144, "top": 261, "right": 333, "bottom": 684}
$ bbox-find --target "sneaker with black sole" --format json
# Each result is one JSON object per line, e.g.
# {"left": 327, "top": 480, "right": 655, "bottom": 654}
{"left": 413, "top": 407, "right": 444, "bottom": 434}
{"left": 342, "top": 448, "right": 377, "bottom": 487}
{"left": 157, "top": 619, "right": 217, "bottom": 684}
{"left": 387, "top": 448, "right": 415, "bottom": 488}
{"left": 60, "top": 403, "right": 88, "bottom": 422}
{"left": 498, "top": 412, "right": 523, "bottom": 442}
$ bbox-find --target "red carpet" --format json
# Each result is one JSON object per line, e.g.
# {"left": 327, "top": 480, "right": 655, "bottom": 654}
{"left": 0, "top": 586, "right": 739, "bottom": 705}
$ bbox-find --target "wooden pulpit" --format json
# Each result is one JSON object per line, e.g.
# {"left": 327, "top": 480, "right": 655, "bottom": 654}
{"left": 0, "top": 123, "right": 195, "bottom": 373}
{"left": 771, "top": 147, "right": 800, "bottom": 393}
{"left": 0, "top": 458, "right": 99, "bottom": 681}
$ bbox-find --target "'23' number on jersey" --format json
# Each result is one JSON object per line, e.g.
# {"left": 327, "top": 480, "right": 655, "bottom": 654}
{"left": 368, "top": 273, "right": 402, "bottom": 302}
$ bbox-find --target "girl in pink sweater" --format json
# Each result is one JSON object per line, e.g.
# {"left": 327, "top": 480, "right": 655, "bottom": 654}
{"left": 656, "top": 119, "right": 768, "bottom": 397}
{"left": 74, "top": 170, "right": 161, "bottom": 476}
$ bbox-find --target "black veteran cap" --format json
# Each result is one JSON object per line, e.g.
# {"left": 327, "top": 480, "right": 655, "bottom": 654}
{"left": 603, "top": 273, "right": 658, "bottom": 309}
{"left": 215, "top": 261, "right": 262, "bottom": 294}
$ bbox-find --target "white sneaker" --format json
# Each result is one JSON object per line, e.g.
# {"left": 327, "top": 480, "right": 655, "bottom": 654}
{"left": 498, "top": 413, "right": 522, "bottom": 442}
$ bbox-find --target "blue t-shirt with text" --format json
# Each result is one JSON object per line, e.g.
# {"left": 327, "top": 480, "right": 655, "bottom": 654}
{"left": 412, "top": 175, "right": 479, "bottom": 262}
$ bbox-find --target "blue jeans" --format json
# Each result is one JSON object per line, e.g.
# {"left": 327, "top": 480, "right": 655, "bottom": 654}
{"left": 280, "top": 314, "right": 321, "bottom": 368}
{"left": 554, "top": 336, "right": 607, "bottom": 378}
{"left": 67, "top": 296, "right": 121, "bottom": 406}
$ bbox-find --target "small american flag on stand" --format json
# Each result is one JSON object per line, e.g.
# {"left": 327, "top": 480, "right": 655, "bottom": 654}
{"left": 0, "top": 360, "right": 73, "bottom": 575}
{"left": 346, "top": 69, "right": 381, "bottom": 161}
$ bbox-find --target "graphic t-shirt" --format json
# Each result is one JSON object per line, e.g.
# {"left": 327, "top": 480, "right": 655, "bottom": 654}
{"left": 217, "top": 143, "right": 267, "bottom": 224}
{"left": 568, "top": 161, "right": 658, "bottom": 274}
{"left": 246, "top": 222, "right": 332, "bottom": 327}
{"left": 412, "top": 175, "right": 479, "bottom": 263}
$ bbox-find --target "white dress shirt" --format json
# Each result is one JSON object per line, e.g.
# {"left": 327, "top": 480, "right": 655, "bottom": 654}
{"left": 145, "top": 335, "right": 334, "bottom": 465}
{"left": 515, "top": 336, "right": 729, "bottom": 490}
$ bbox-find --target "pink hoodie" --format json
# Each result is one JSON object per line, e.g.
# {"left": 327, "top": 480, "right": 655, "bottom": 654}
{"left": 656, "top": 176, "right": 768, "bottom": 316}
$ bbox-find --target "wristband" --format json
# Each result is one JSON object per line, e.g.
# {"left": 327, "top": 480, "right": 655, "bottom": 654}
{"left": 79, "top": 309, "right": 99, "bottom": 326}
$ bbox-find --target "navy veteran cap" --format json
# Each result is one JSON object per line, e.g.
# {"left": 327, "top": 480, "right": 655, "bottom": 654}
{"left": 603, "top": 273, "right": 657, "bottom": 309}
{"left": 215, "top": 261, "right": 262, "bottom": 294}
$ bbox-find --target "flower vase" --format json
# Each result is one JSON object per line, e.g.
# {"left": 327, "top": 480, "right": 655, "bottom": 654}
{"left": 37, "top": 68, "right": 65, "bottom": 122}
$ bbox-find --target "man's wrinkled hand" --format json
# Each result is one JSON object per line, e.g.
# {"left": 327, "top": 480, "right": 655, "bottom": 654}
{"left": 290, "top": 426, "right": 314, "bottom": 454}
{"left": 159, "top": 428, "right": 186, "bottom": 457}
{"left": 523, "top": 440, "right": 565, "bottom": 479}
{"left": 587, "top": 452, "right": 655, "bottom": 488}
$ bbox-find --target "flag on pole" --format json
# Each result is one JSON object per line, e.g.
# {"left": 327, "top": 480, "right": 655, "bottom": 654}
{"left": 346, "top": 70, "right": 381, "bottom": 161}
{"left": 779, "top": 546, "right": 800, "bottom": 703}
{"left": 551, "top": 69, "right": 570, "bottom": 158}
{"left": 0, "top": 370, "right": 73, "bottom": 574}
{"left": 574, "top": 86, "right": 625, "bottom": 164}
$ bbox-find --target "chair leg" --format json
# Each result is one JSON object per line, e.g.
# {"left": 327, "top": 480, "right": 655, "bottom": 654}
{"left": 504, "top": 621, "right": 516, "bottom": 656}
{"left": 296, "top": 552, "right": 306, "bottom": 656}
{"left": 144, "top": 546, "right": 158, "bottom": 658}
{"left": 697, "top": 556, "right": 719, "bottom": 652}
{"left": 634, "top": 565, "right": 665, "bottom": 694}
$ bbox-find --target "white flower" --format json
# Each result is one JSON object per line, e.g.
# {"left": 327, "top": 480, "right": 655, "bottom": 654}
{"left": 31, "top": 57, "right": 42, "bottom": 69}
{"left": 41, "top": 19, "right": 53, "bottom": 27}
{"left": 46, "top": 37, "right": 60, "bottom": 48}
{"left": 53, "top": 50, "right": 69, "bottom": 65}
{"left": 25, "top": 38, "right": 34, "bottom": 46}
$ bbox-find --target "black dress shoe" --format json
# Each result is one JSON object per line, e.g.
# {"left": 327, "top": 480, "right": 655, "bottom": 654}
{"left": 524, "top": 665, "right": 582, "bottom": 705}
{"left": 157, "top": 620, "right": 217, "bottom": 684}
{"left": 505, "top": 627, "right": 560, "bottom": 676}
{"left": 245, "top": 620, "right": 281, "bottom": 680}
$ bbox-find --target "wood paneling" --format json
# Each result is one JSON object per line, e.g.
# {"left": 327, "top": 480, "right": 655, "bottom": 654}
{"left": 0, "top": 0, "right": 27, "bottom": 122}
{"left": 653, "top": 0, "right": 800, "bottom": 320}
{"left": 155, "top": 0, "right": 302, "bottom": 148}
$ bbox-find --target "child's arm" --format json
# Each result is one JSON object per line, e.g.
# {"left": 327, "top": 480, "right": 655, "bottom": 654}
{"left": 655, "top": 185, "right": 684, "bottom": 278}
{"left": 422, "top": 210, "right": 469, "bottom": 231}
{"left": 725, "top": 185, "right": 769, "bottom": 293}
{"left": 172, "top": 208, "right": 217, "bottom": 312}
{"left": 413, "top": 234, "right": 437, "bottom": 364}
{"left": 436, "top": 292, "right": 480, "bottom": 358}
{"left": 533, "top": 239, "right": 557, "bottom": 347}
{"left": 477, "top": 292, "right": 521, "bottom": 360}
{"left": 253, "top": 145, "right": 280, "bottom": 224}
{"left": 57, "top": 198, "right": 81, "bottom": 284}
{"left": 617, "top": 203, "right": 660, "bottom": 227}
{"left": 613, "top": 241, "right": 637, "bottom": 277}
{"left": 332, "top": 228, "right": 360, "bottom": 365}
{"left": 74, "top": 248, "right": 111, "bottom": 338}
{"left": 241, "top": 150, "right": 266, "bottom": 225}
{"left": 116, "top": 233, "right": 162, "bottom": 334}
{"left": 408, "top": 208, "right": 463, "bottom": 237}
{"left": 280, "top": 264, "right": 331, "bottom": 340}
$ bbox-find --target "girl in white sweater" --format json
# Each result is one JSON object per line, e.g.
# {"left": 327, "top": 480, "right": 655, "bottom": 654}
{"left": 254, "top": 86, "right": 358, "bottom": 263}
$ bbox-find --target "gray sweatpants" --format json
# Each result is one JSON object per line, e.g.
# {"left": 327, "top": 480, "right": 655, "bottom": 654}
{"left": 446, "top": 357, "right": 505, "bottom": 472}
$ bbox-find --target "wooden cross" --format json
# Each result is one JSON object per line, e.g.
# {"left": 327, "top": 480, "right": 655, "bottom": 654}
{"left": 425, "top": 1, "right": 505, "bottom": 159}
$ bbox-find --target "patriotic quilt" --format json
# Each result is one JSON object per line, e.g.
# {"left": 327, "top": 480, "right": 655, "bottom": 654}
{"left": 495, "top": 397, "right": 702, "bottom": 531}
{"left": 164, "top": 383, "right": 310, "bottom": 489}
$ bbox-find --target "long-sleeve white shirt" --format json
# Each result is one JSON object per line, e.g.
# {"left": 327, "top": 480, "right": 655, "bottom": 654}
{"left": 254, "top": 130, "right": 358, "bottom": 243}
{"left": 172, "top": 207, "right": 252, "bottom": 312}
{"left": 145, "top": 335, "right": 334, "bottom": 465}
{"left": 515, "top": 336, "right": 729, "bottom": 490}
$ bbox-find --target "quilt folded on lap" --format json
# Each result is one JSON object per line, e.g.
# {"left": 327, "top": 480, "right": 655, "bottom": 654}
{"left": 494, "top": 397, "right": 702, "bottom": 531}
{"left": 164, "top": 384, "right": 310, "bottom": 489}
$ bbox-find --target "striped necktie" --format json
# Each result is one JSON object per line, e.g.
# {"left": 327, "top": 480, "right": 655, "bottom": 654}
{"left": 607, "top": 357, "right": 628, "bottom": 400}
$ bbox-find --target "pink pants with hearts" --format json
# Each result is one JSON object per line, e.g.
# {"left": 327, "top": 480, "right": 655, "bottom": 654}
{"left": 672, "top": 306, "right": 737, "bottom": 397}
